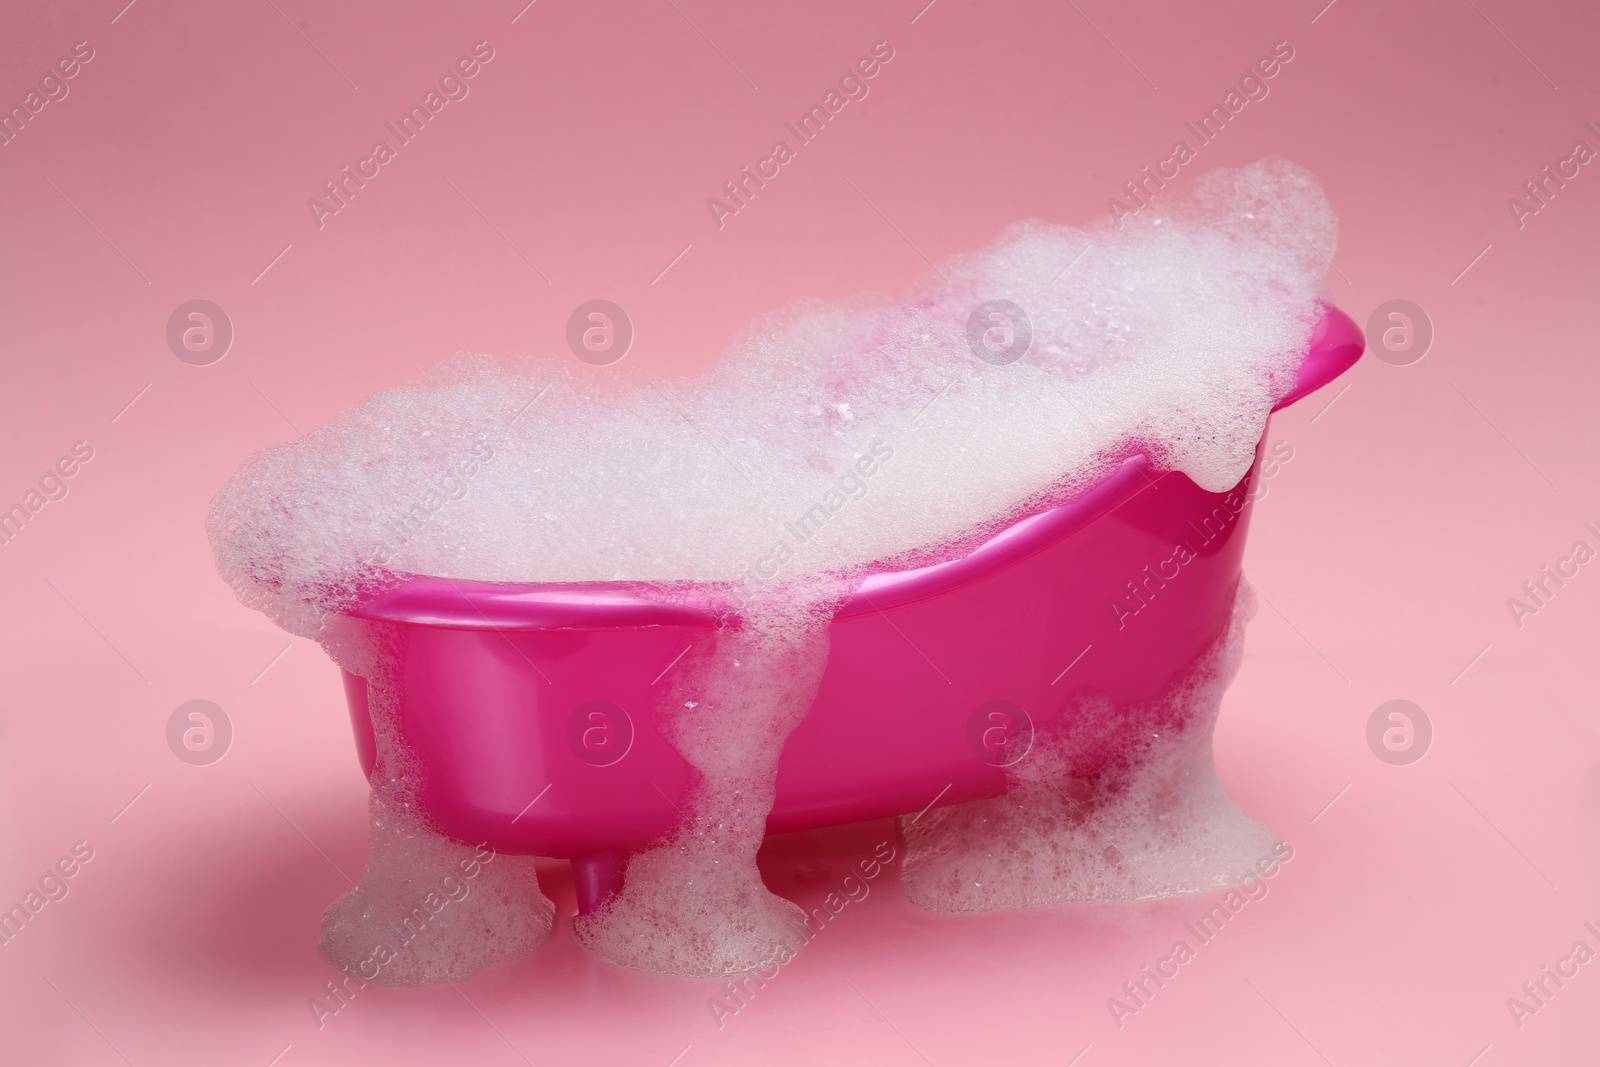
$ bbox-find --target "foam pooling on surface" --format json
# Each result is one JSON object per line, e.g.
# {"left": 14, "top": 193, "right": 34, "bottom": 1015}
{"left": 574, "top": 607, "right": 830, "bottom": 974}
{"left": 209, "top": 158, "right": 1336, "bottom": 978}
{"left": 315, "top": 618, "right": 555, "bottom": 984}
{"left": 901, "top": 579, "right": 1276, "bottom": 911}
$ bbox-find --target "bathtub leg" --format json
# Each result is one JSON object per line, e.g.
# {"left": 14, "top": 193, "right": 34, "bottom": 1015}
{"left": 572, "top": 850, "right": 628, "bottom": 916}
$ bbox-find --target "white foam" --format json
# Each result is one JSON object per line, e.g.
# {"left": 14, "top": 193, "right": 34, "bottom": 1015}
{"left": 210, "top": 158, "right": 1335, "bottom": 978}
{"left": 315, "top": 618, "right": 555, "bottom": 984}
{"left": 574, "top": 608, "right": 829, "bottom": 975}
{"left": 900, "top": 579, "right": 1277, "bottom": 911}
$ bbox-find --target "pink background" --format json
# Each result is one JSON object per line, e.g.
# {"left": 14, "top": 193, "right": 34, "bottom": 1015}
{"left": 2, "top": 0, "right": 1598, "bottom": 1063}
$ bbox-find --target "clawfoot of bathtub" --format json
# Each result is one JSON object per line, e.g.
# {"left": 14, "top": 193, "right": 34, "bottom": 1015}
{"left": 572, "top": 850, "right": 628, "bottom": 915}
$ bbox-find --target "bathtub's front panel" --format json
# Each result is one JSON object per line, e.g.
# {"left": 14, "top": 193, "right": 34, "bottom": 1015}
{"left": 353, "top": 437, "right": 1265, "bottom": 855}
{"left": 392, "top": 624, "right": 699, "bottom": 857}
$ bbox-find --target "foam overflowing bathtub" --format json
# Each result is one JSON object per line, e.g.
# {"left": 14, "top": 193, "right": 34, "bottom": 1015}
{"left": 210, "top": 158, "right": 1362, "bottom": 981}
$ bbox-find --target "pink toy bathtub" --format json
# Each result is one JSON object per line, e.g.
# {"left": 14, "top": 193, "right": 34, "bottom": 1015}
{"left": 340, "top": 306, "right": 1363, "bottom": 914}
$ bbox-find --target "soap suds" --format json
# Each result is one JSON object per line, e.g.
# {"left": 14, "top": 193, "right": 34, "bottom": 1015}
{"left": 315, "top": 617, "right": 555, "bottom": 984}
{"left": 575, "top": 607, "right": 829, "bottom": 975}
{"left": 210, "top": 158, "right": 1335, "bottom": 978}
{"left": 901, "top": 579, "right": 1277, "bottom": 911}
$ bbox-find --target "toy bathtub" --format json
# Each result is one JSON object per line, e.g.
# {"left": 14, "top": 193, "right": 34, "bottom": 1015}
{"left": 339, "top": 305, "right": 1363, "bottom": 915}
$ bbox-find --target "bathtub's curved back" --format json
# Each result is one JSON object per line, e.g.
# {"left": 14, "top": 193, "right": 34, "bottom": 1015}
{"left": 768, "top": 451, "right": 1258, "bottom": 836}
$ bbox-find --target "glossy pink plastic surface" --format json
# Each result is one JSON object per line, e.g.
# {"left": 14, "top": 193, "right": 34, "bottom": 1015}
{"left": 341, "top": 305, "right": 1363, "bottom": 912}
